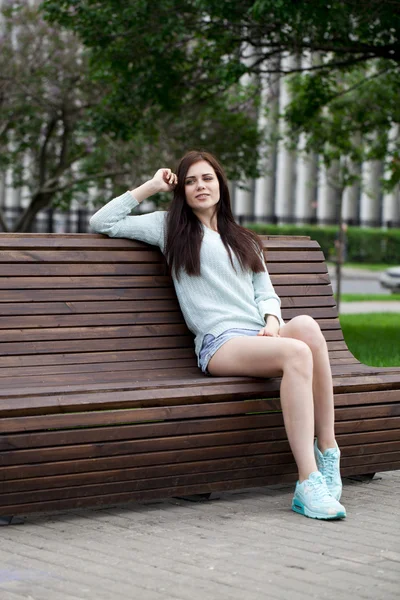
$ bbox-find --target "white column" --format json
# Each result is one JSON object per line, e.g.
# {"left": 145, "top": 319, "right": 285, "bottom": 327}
{"left": 295, "top": 135, "right": 318, "bottom": 224}
{"left": 275, "top": 55, "right": 298, "bottom": 224}
{"left": 317, "top": 162, "right": 339, "bottom": 224}
{"left": 342, "top": 177, "right": 360, "bottom": 224}
{"left": 382, "top": 187, "right": 399, "bottom": 227}
{"left": 233, "top": 43, "right": 257, "bottom": 223}
{"left": 254, "top": 65, "right": 280, "bottom": 221}
{"left": 360, "top": 159, "right": 382, "bottom": 226}
{"left": 234, "top": 184, "right": 253, "bottom": 222}
{"left": 382, "top": 125, "right": 400, "bottom": 227}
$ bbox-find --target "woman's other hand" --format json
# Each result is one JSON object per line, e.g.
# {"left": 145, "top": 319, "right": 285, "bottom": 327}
{"left": 257, "top": 315, "right": 280, "bottom": 337}
{"left": 152, "top": 168, "right": 178, "bottom": 193}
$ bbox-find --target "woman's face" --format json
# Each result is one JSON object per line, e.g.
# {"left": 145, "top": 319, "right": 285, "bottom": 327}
{"left": 184, "top": 160, "right": 220, "bottom": 213}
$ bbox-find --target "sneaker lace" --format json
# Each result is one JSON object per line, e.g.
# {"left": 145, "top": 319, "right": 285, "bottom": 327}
{"left": 309, "top": 475, "right": 332, "bottom": 501}
{"left": 322, "top": 451, "right": 337, "bottom": 483}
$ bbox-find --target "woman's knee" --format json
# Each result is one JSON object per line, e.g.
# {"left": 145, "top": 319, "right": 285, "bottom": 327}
{"left": 283, "top": 338, "right": 313, "bottom": 376}
{"left": 283, "top": 315, "right": 325, "bottom": 349}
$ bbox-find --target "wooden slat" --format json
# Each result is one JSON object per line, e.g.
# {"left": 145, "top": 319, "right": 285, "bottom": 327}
{"left": 0, "top": 263, "right": 165, "bottom": 277}
{"left": 0, "top": 334, "right": 195, "bottom": 356}
{"left": 0, "top": 346, "right": 354, "bottom": 376}
{"left": 0, "top": 323, "right": 191, "bottom": 344}
{"left": 268, "top": 263, "right": 328, "bottom": 275}
{"left": 272, "top": 273, "right": 331, "bottom": 284}
{"left": 0, "top": 250, "right": 161, "bottom": 263}
{"left": 0, "top": 276, "right": 172, "bottom": 292}
{"left": 0, "top": 318, "right": 342, "bottom": 349}
{"left": 2, "top": 357, "right": 370, "bottom": 388}
{"left": 0, "top": 297, "right": 178, "bottom": 316}
{"left": 0, "top": 309, "right": 183, "bottom": 330}
{"left": 0, "top": 307, "right": 339, "bottom": 330}
{"left": 0, "top": 249, "right": 325, "bottom": 264}
{"left": 0, "top": 356, "right": 195, "bottom": 378}
{"left": 0, "top": 233, "right": 313, "bottom": 250}
{"left": 0, "top": 347, "right": 195, "bottom": 369}
{"left": 0, "top": 295, "right": 337, "bottom": 318}
{"left": 0, "top": 262, "right": 328, "bottom": 277}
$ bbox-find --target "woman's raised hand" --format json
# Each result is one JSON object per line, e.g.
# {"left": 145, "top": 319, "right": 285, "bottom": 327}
{"left": 152, "top": 168, "right": 178, "bottom": 193}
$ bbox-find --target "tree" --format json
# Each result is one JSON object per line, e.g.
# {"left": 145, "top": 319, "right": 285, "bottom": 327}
{"left": 283, "top": 63, "right": 400, "bottom": 311}
{"left": 0, "top": 2, "right": 138, "bottom": 231}
{"left": 0, "top": 1, "right": 261, "bottom": 231}
{"left": 42, "top": 0, "right": 400, "bottom": 131}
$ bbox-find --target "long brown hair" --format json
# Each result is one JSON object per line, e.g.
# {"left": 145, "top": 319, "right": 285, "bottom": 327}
{"left": 164, "top": 150, "right": 266, "bottom": 280}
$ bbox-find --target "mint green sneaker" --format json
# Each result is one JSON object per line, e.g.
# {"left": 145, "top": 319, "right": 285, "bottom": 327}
{"left": 314, "top": 439, "right": 343, "bottom": 501}
{"left": 292, "top": 471, "right": 346, "bottom": 520}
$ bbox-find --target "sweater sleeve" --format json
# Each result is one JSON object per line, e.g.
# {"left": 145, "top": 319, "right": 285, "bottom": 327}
{"left": 252, "top": 254, "right": 284, "bottom": 327}
{"left": 89, "top": 191, "right": 166, "bottom": 251}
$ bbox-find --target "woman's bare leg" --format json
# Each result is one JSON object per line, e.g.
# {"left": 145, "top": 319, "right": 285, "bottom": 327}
{"left": 207, "top": 335, "right": 318, "bottom": 482}
{"left": 279, "top": 316, "right": 336, "bottom": 452}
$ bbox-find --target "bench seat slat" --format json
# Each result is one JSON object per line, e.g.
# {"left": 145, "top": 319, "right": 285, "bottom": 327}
{"left": 0, "top": 342, "right": 357, "bottom": 368}
{"left": 0, "top": 351, "right": 357, "bottom": 380}
{"left": 0, "top": 318, "right": 343, "bottom": 346}
{"left": 2, "top": 365, "right": 398, "bottom": 402}
{"left": 0, "top": 359, "right": 374, "bottom": 390}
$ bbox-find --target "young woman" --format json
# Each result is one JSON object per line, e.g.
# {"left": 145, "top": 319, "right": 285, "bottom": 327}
{"left": 90, "top": 150, "right": 346, "bottom": 520}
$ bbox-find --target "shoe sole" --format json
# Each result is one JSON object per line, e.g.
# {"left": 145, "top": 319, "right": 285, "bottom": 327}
{"left": 292, "top": 500, "right": 346, "bottom": 520}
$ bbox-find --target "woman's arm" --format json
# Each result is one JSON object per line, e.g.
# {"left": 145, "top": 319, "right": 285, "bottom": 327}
{"left": 252, "top": 253, "right": 284, "bottom": 336}
{"left": 128, "top": 169, "right": 177, "bottom": 203}
{"left": 89, "top": 169, "right": 177, "bottom": 249}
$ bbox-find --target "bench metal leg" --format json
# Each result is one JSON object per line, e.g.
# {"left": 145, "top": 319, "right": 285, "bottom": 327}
{"left": 347, "top": 473, "right": 376, "bottom": 483}
{"left": 173, "top": 493, "right": 220, "bottom": 502}
{"left": 0, "top": 516, "right": 25, "bottom": 526}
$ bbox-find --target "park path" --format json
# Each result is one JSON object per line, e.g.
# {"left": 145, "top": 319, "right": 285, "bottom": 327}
{"left": 1, "top": 471, "right": 399, "bottom": 600}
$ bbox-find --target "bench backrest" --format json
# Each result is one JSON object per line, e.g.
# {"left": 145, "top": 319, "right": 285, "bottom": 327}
{"left": 0, "top": 233, "right": 346, "bottom": 378}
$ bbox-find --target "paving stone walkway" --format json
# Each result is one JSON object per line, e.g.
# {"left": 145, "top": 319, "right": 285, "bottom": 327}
{"left": 1, "top": 471, "right": 399, "bottom": 600}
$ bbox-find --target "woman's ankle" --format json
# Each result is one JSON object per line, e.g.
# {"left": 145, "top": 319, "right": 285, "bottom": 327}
{"left": 315, "top": 437, "right": 337, "bottom": 453}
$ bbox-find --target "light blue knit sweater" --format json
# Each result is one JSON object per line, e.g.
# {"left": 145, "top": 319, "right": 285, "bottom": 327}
{"left": 89, "top": 191, "right": 284, "bottom": 367}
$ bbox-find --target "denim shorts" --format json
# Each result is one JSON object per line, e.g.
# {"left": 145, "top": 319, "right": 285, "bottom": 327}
{"left": 198, "top": 328, "right": 260, "bottom": 375}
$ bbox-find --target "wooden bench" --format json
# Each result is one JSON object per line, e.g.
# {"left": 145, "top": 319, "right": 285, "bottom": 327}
{"left": 0, "top": 233, "right": 399, "bottom": 519}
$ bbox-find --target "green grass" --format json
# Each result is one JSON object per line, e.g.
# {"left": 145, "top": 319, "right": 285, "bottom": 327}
{"left": 344, "top": 263, "right": 392, "bottom": 271}
{"left": 340, "top": 294, "right": 400, "bottom": 302}
{"left": 327, "top": 262, "right": 392, "bottom": 271}
{"left": 339, "top": 313, "right": 400, "bottom": 367}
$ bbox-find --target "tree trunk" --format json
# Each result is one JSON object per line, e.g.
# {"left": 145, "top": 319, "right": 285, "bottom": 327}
{"left": 335, "top": 187, "right": 345, "bottom": 315}
{"left": 11, "top": 191, "right": 54, "bottom": 232}
{"left": 0, "top": 208, "right": 9, "bottom": 232}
